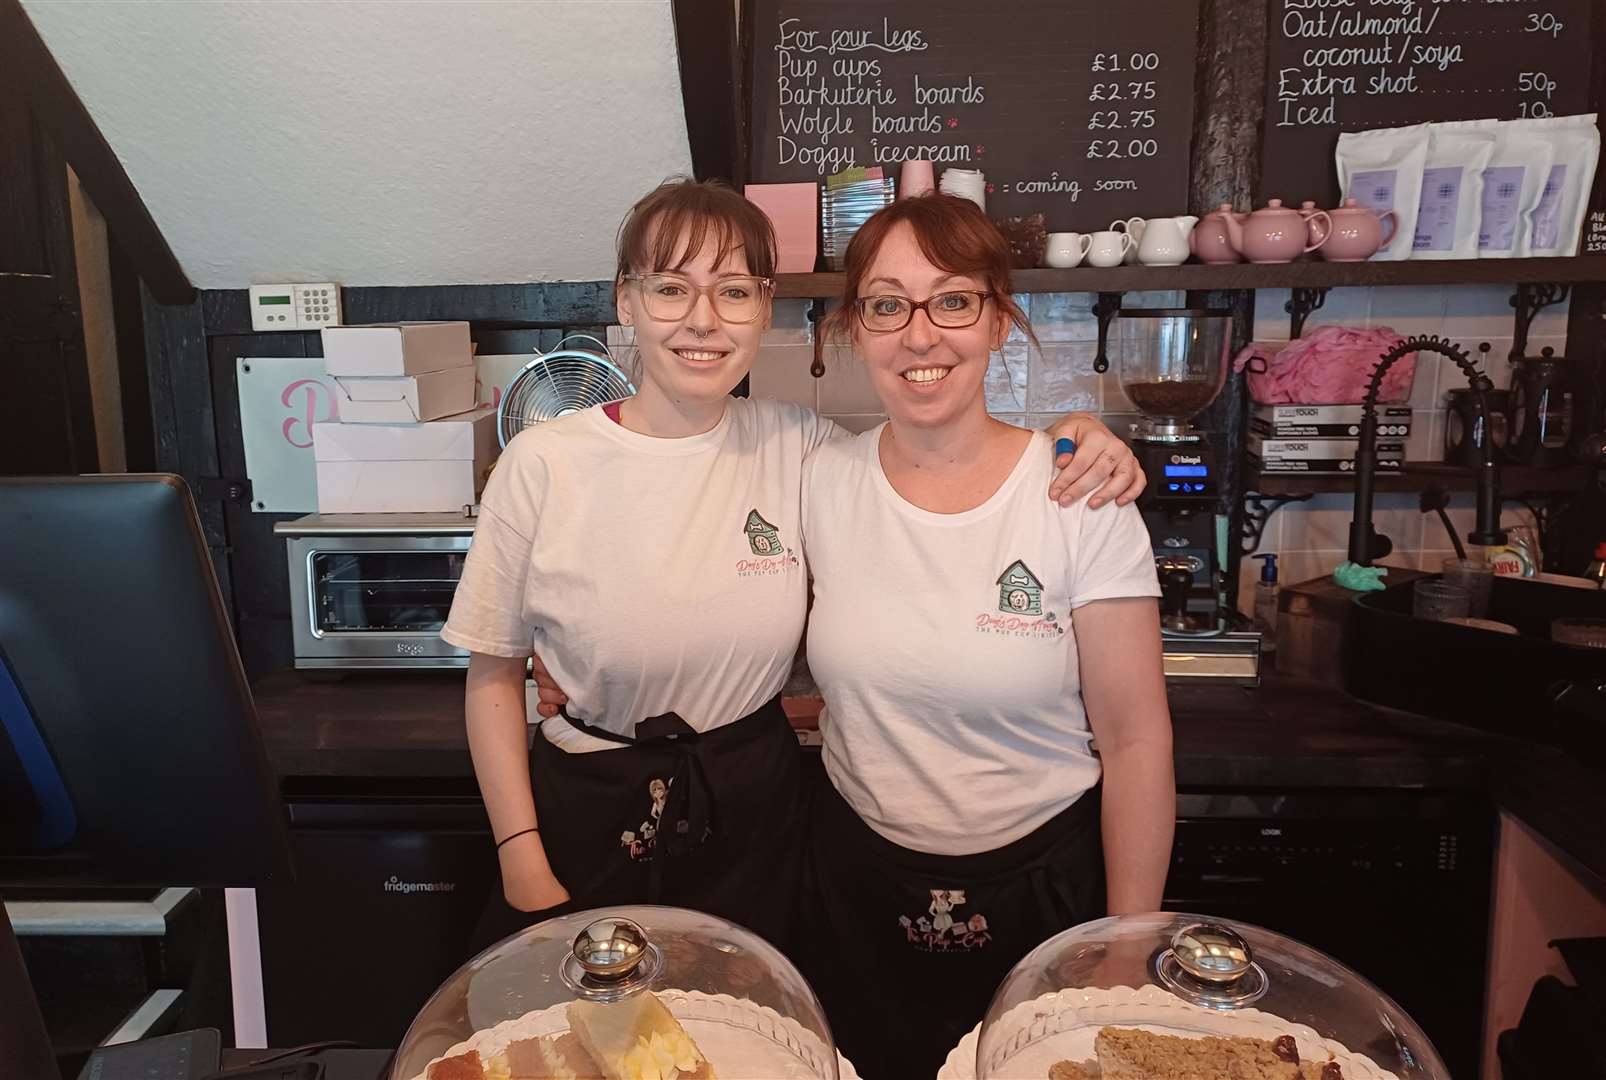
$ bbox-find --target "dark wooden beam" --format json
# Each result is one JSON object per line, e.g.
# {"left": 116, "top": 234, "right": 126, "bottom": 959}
{"left": 141, "top": 284, "right": 233, "bottom": 610}
{"left": 202, "top": 283, "right": 617, "bottom": 336}
{"left": 670, "top": 0, "right": 743, "bottom": 185}
{"left": 1189, "top": 0, "right": 1267, "bottom": 213}
{"left": 2, "top": 0, "right": 194, "bottom": 304}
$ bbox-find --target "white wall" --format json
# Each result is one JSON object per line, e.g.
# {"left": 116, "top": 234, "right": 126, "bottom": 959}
{"left": 22, "top": 0, "right": 694, "bottom": 288}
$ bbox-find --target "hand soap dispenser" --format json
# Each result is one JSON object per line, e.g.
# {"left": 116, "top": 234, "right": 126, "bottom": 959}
{"left": 1252, "top": 553, "right": 1279, "bottom": 654}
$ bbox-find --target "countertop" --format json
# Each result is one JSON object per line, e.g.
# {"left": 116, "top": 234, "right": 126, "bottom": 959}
{"left": 252, "top": 669, "right": 1606, "bottom": 882}
{"left": 252, "top": 670, "right": 1501, "bottom": 790}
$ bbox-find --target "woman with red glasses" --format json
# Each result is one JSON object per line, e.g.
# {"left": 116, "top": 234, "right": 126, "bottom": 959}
{"left": 799, "top": 195, "right": 1173, "bottom": 1078}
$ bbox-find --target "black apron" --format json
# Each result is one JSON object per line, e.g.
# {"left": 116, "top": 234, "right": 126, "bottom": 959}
{"left": 470, "top": 695, "right": 806, "bottom": 956}
{"left": 802, "top": 778, "right": 1105, "bottom": 1080}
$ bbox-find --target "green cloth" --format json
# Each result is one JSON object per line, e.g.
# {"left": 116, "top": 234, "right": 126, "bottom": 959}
{"left": 1333, "top": 561, "right": 1389, "bottom": 592}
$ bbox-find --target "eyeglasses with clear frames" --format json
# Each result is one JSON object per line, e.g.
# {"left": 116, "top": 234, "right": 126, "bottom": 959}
{"left": 623, "top": 273, "right": 774, "bottom": 324}
{"left": 855, "top": 290, "right": 995, "bottom": 333}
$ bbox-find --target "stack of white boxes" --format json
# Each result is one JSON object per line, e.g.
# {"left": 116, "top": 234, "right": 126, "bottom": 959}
{"left": 313, "top": 321, "right": 499, "bottom": 512}
{"left": 1248, "top": 404, "right": 1412, "bottom": 475}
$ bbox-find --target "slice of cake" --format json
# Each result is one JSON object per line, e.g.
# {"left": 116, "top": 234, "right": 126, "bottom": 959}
{"left": 567, "top": 992, "right": 716, "bottom": 1080}
{"left": 1048, "top": 1060, "right": 1101, "bottom": 1079}
{"left": 503, "top": 1033, "right": 606, "bottom": 1080}
{"left": 427, "top": 1049, "right": 486, "bottom": 1080}
{"left": 1094, "top": 1026, "right": 1304, "bottom": 1080}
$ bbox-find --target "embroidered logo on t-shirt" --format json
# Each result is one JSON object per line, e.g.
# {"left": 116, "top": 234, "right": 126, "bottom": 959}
{"left": 997, "top": 559, "right": 1044, "bottom": 614}
{"left": 744, "top": 509, "right": 783, "bottom": 555}
{"left": 736, "top": 508, "right": 800, "bottom": 577}
{"left": 976, "top": 558, "right": 1065, "bottom": 638}
{"left": 898, "top": 889, "right": 992, "bottom": 952}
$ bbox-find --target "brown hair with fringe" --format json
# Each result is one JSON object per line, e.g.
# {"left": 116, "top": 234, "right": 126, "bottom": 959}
{"left": 821, "top": 194, "right": 1035, "bottom": 348}
{"left": 615, "top": 177, "right": 778, "bottom": 283}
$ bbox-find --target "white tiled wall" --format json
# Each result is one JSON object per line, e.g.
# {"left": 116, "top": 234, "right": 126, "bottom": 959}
{"left": 745, "top": 293, "right": 1183, "bottom": 434}
{"left": 619, "top": 283, "right": 1568, "bottom": 614}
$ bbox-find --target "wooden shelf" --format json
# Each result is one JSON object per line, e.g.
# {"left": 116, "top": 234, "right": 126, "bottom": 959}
{"left": 773, "top": 256, "right": 1606, "bottom": 298}
{"left": 1247, "top": 463, "right": 1591, "bottom": 496}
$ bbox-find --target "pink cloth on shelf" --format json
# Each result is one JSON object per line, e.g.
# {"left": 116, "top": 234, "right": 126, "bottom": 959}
{"left": 1232, "top": 326, "right": 1417, "bottom": 405}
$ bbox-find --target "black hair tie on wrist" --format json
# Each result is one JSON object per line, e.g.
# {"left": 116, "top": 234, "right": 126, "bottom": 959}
{"left": 495, "top": 826, "right": 539, "bottom": 850}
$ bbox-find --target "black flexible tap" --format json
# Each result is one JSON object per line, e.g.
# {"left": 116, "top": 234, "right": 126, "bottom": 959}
{"left": 1348, "top": 336, "right": 1507, "bottom": 566}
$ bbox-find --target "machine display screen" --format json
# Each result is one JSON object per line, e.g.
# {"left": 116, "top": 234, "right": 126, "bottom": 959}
{"left": 1163, "top": 465, "right": 1208, "bottom": 478}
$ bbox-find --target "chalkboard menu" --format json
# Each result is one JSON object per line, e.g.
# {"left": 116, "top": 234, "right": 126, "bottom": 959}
{"left": 748, "top": 0, "right": 1200, "bottom": 230}
{"left": 1262, "top": 0, "right": 1596, "bottom": 204}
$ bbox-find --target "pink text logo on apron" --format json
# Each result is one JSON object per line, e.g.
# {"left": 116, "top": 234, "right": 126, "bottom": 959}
{"left": 898, "top": 889, "right": 993, "bottom": 952}
{"left": 620, "top": 776, "right": 671, "bottom": 861}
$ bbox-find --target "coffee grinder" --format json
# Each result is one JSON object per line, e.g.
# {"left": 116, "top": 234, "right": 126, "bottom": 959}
{"left": 1115, "top": 308, "right": 1258, "bottom": 680}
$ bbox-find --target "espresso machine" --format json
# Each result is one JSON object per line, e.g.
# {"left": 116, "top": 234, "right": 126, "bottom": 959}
{"left": 1115, "top": 307, "right": 1261, "bottom": 683}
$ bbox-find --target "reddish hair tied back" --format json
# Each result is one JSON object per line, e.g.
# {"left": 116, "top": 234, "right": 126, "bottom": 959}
{"left": 823, "top": 193, "right": 1033, "bottom": 347}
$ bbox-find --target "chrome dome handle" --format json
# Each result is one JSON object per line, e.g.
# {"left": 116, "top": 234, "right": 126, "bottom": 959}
{"left": 561, "top": 916, "right": 663, "bottom": 1000}
{"left": 1170, "top": 923, "right": 1253, "bottom": 985}
{"left": 1154, "top": 920, "right": 1267, "bottom": 1008}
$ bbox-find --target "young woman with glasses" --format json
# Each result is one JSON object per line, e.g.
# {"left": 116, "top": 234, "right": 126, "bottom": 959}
{"left": 443, "top": 178, "right": 1148, "bottom": 952}
{"left": 798, "top": 195, "right": 1174, "bottom": 1078}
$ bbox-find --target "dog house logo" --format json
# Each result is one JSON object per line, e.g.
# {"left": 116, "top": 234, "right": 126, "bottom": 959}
{"left": 996, "top": 559, "right": 1044, "bottom": 615}
{"left": 744, "top": 509, "right": 784, "bottom": 556}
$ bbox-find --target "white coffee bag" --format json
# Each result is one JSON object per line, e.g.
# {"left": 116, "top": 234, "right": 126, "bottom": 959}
{"left": 1413, "top": 120, "right": 1496, "bottom": 260}
{"left": 1479, "top": 120, "right": 1555, "bottom": 259}
{"left": 1526, "top": 113, "right": 1600, "bottom": 257}
{"left": 1336, "top": 123, "right": 1430, "bottom": 261}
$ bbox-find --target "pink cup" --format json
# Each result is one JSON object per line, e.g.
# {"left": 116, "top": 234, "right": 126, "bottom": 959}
{"left": 899, "top": 159, "right": 935, "bottom": 199}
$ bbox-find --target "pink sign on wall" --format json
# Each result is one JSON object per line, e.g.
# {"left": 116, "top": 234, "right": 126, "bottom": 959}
{"left": 237, "top": 357, "right": 341, "bottom": 512}
{"left": 239, "top": 353, "right": 537, "bottom": 513}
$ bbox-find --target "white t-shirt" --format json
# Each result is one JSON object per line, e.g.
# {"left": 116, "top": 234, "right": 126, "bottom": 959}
{"left": 802, "top": 426, "right": 1161, "bottom": 855}
{"left": 442, "top": 398, "right": 838, "bottom": 751}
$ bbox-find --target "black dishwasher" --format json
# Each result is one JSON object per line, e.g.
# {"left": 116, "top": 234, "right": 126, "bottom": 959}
{"left": 254, "top": 778, "right": 497, "bottom": 1046}
{"left": 1166, "top": 789, "right": 1493, "bottom": 1080}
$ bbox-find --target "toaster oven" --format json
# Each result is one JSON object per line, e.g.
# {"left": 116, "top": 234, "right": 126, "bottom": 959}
{"left": 275, "top": 513, "right": 476, "bottom": 669}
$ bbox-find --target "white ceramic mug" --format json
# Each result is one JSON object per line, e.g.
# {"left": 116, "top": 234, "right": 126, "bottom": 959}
{"left": 1111, "top": 217, "right": 1146, "bottom": 264}
{"left": 1087, "top": 230, "right": 1135, "bottom": 268}
{"left": 1044, "top": 232, "right": 1092, "bottom": 268}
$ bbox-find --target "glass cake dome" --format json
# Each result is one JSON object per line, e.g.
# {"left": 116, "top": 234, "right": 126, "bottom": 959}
{"left": 393, "top": 905, "right": 850, "bottom": 1080}
{"left": 953, "top": 912, "right": 1448, "bottom": 1080}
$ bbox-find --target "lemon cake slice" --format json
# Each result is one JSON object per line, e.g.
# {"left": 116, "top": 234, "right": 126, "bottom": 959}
{"left": 566, "top": 992, "right": 716, "bottom": 1080}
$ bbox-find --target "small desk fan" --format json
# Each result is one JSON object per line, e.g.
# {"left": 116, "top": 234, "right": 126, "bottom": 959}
{"left": 497, "top": 334, "right": 636, "bottom": 447}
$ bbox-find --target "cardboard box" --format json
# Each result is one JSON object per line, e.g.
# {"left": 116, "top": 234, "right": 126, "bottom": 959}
{"left": 321, "top": 321, "right": 473, "bottom": 377}
{"left": 1250, "top": 453, "right": 1404, "bottom": 475}
{"left": 312, "top": 406, "right": 497, "bottom": 513}
{"left": 331, "top": 366, "right": 477, "bottom": 423}
{"left": 1249, "top": 435, "right": 1406, "bottom": 460}
{"left": 1250, "top": 404, "right": 1412, "bottom": 439}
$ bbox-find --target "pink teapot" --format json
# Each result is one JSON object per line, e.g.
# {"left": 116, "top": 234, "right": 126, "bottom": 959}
{"left": 1224, "top": 199, "right": 1330, "bottom": 263}
{"left": 1301, "top": 198, "right": 1398, "bottom": 262}
{"left": 1191, "top": 203, "right": 1245, "bottom": 264}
